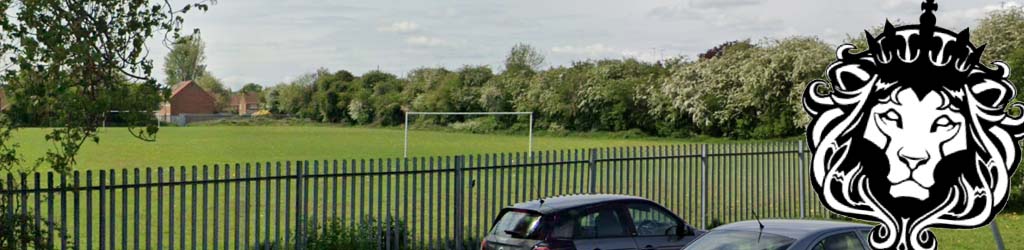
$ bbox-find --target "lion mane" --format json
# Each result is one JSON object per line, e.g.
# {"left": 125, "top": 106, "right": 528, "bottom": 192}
{"left": 803, "top": 22, "right": 1024, "bottom": 250}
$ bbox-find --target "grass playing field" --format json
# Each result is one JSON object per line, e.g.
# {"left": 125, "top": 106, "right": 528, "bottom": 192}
{"left": 8, "top": 126, "right": 741, "bottom": 170}
{"left": 3, "top": 125, "right": 1021, "bottom": 248}
{"left": 932, "top": 213, "right": 1022, "bottom": 249}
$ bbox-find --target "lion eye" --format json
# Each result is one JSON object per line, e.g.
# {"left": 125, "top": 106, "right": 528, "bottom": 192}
{"left": 879, "top": 110, "right": 902, "bottom": 128}
{"left": 932, "top": 115, "right": 955, "bottom": 132}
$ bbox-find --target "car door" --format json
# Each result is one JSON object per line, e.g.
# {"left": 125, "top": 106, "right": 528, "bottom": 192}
{"left": 560, "top": 205, "right": 639, "bottom": 250}
{"left": 808, "top": 231, "right": 871, "bottom": 250}
{"left": 625, "top": 202, "right": 696, "bottom": 250}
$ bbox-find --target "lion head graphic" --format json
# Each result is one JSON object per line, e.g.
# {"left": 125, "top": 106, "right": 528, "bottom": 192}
{"left": 803, "top": 1, "right": 1024, "bottom": 249}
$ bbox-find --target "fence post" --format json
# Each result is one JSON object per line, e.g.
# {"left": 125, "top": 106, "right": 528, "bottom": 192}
{"left": 296, "top": 161, "right": 306, "bottom": 250}
{"left": 455, "top": 156, "right": 465, "bottom": 250}
{"left": 798, "top": 141, "right": 806, "bottom": 219}
{"left": 992, "top": 221, "right": 1005, "bottom": 250}
{"left": 404, "top": 112, "right": 409, "bottom": 158}
{"left": 701, "top": 144, "right": 708, "bottom": 230}
{"left": 589, "top": 149, "right": 598, "bottom": 194}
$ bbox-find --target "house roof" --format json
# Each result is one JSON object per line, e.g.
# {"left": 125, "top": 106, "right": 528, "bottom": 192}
{"left": 170, "top": 80, "right": 202, "bottom": 98}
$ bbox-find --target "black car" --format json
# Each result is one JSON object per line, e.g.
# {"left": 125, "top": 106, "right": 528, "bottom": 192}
{"left": 481, "top": 194, "right": 703, "bottom": 250}
{"left": 682, "top": 220, "right": 873, "bottom": 250}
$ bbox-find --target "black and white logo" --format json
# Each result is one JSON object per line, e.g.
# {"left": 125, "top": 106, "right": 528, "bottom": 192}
{"left": 803, "top": 1, "right": 1023, "bottom": 249}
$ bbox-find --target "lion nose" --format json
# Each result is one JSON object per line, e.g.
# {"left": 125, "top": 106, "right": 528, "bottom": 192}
{"left": 898, "top": 148, "right": 930, "bottom": 170}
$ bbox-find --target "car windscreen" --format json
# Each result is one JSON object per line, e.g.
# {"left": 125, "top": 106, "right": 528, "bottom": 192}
{"left": 490, "top": 210, "right": 543, "bottom": 239}
{"left": 683, "top": 230, "right": 796, "bottom": 250}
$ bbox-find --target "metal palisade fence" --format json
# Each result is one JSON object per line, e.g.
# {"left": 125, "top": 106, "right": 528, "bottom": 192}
{"left": 0, "top": 142, "right": 832, "bottom": 250}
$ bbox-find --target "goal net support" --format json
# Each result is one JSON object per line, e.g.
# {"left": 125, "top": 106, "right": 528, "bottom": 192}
{"left": 404, "top": 111, "right": 533, "bottom": 157}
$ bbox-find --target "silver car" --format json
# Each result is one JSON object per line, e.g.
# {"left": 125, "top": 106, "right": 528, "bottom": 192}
{"left": 682, "top": 220, "right": 873, "bottom": 250}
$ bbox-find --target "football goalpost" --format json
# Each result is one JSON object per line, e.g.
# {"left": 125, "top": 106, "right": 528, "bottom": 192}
{"left": 404, "top": 111, "right": 533, "bottom": 157}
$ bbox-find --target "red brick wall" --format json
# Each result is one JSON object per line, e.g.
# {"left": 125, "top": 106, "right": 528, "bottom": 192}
{"left": 169, "top": 83, "right": 217, "bottom": 115}
{"left": 231, "top": 93, "right": 262, "bottom": 115}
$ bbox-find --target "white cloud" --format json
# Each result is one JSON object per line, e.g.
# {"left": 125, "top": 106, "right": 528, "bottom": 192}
{"left": 880, "top": 0, "right": 917, "bottom": 10}
{"left": 941, "top": 1, "right": 1022, "bottom": 29}
{"left": 378, "top": 21, "right": 420, "bottom": 33}
{"left": 142, "top": 0, "right": 1014, "bottom": 86}
{"left": 405, "top": 36, "right": 447, "bottom": 46}
{"left": 690, "top": 0, "right": 759, "bottom": 9}
{"left": 552, "top": 44, "right": 663, "bottom": 62}
{"left": 551, "top": 44, "right": 617, "bottom": 56}
{"left": 647, "top": 3, "right": 700, "bottom": 20}
{"left": 646, "top": 0, "right": 774, "bottom": 29}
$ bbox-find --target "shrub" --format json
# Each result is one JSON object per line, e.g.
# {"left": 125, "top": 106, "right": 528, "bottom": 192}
{"left": 291, "top": 216, "right": 413, "bottom": 250}
{"left": 191, "top": 117, "right": 318, "bottom": 127}
{"left": 546, "top": 122, "right": 568, "bottom": 136}
{"left": 1007, "top": 171, "right": 1023, "bottom": 212}
{"left": 420, "top": 237, "right": 481, "bottom": 250}
{"left": 448, "top": 117, "right": 500, "bottom": 134}
{"left": 0, "top": 203, "right": 69, "bottom": 250}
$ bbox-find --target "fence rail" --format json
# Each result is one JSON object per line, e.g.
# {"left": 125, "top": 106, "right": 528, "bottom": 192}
{"left": 0, "top": 142, "right": 831, "bottom": 250}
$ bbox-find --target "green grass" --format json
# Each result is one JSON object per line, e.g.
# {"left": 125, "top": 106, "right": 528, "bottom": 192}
{"left": 2, "top": 125, "right": 1021, "bottom": 249}
{"left": 2, "top": 125, "right": 774, "bottom": 249}
{"left": 7, "top": 126, "right": 747, "bottom": 170}
{"left": 933, "top": 212, "right": 1023, "bottom": 249}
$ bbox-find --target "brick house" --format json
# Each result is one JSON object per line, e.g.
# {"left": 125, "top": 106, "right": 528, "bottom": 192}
{"left": 158, "top": 80, "right": 217, "bottom": 115}
{"left": 230, "top": 92, "right": 262, "bottom": 115}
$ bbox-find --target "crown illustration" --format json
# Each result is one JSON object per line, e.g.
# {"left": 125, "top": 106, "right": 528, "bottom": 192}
{"left": 865, "top": 0, "right": 985, "bottom": 86}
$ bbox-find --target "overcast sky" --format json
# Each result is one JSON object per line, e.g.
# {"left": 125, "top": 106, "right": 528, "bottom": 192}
{"left": 147, "top": 0, "right": 1020, "bottom": 90}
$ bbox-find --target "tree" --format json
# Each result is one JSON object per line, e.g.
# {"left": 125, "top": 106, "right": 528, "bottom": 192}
{"left": 479, "top": 72, "right": 530, "bottom": 127}
{"left": 347, "top": 99, "right": 370, "bottom": 124}
{"left": 1008, "top": 47, "right": 1024, "bottom": 100}
{"left": 265, "top": 88, "right": 282, "bottom": 113}
{"left": 450, "top": 65, "right": 491, "bottom": 113}
{"left": 407, "top": 68, "right": 448, "bottom": 121}
{"left": 163, "top": 34, "right": 208, "bottom": 85}
{"left": 973, "top": 7, "right": 1024, "bottom": 64}
{"left": 0, "top": 0, "right": 211, "bottom": 171}
{"left": 310, "top": 70, "right": 350, "bottom": 123}
{"left": 273, "top": 72, "right": 317, "bottom": 118}
{"left": 505, "top": 43, "right": 545, "bottom": 74}
{"left": 973, "top": 7, "right": 1024, "bottom": 105}
{"left": 698, "top": 40, "right": 745, "bottom": 60}
{"left": 651, "top": 37, "right": 830, "bottom": 138}
{"left": 0, "top": 0, "right": 211, "bottom": 248}
{"left": 358, "top": 70, "right": 397, "bottom": 90}
{"left": 367, "top": 71, "right": 407, "bottom": 126}
{"left": 240, "top": 83, "right": 263, "bottom": 94}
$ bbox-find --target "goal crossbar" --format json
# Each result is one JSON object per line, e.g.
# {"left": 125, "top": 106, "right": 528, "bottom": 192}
{"left": 404, "top": 111, "right": 533, "bottom": 157}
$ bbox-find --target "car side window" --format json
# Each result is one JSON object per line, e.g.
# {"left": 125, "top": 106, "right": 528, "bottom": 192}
{"left": 812, "top": 232, "right": 868, "bottom": 250}
{"left": 626, "top": 203, "right": 679, "bottom": 237}
{"left": 554, "top": 206, "right": 629, "bottom": 239}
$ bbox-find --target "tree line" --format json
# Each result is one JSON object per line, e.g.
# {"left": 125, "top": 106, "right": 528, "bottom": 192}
{"left": 259, "top": 39, "right": 826, "bottom": 139}
{"left": 245, "top": 8, "right": 1024, "bottom": 139}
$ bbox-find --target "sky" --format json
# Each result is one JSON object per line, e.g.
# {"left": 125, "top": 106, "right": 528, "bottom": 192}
{"left": 147, "top": 0, "right": 1021, "bottom": 90}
